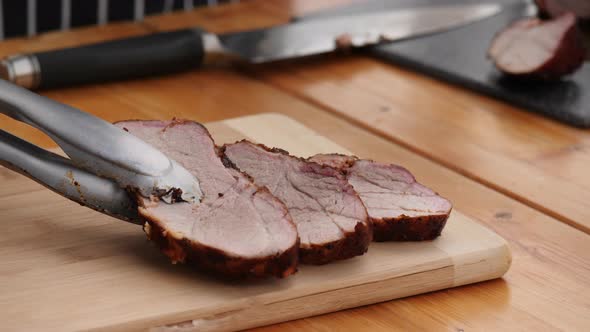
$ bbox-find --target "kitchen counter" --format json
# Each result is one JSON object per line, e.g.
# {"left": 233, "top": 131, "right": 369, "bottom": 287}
{"left": 0, "top": 1, "right": 588, "bottom": 331}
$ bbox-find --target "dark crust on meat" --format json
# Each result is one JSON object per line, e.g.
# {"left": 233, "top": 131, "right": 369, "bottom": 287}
{"left": 310, "top": 154, "right": 451, "bottom": 242}
{"left": 218, "top": 150, "right": 257, "bottom": 183}
{"left": 220, "top": 141, "right": 373, "bottom": 264}
{"left": 138, "top": 188, "right": 300, "bottom": 279}
{"left": 540, "top": 16, "right": 586, "bottom": 78}
{"left": 371, "top": 214, "right": 449, "bottom": 242}
{"left": 300, "top": 221, "right": 372, "bottom": 265}
{"left": 535, "top": 0, "right": 590, "bottom": 20}
{"left": 115, "top": 118, "right": 213, "bottom": 138}
{"left": 219, "top": 149, "right": 239, "bottom": 169}
{"left": 144, "top": 220, "right": 300, "bottom": 279}
{"left": 308, "top": 153, "right": 358, "bottom": 170}
{"left": 119, "top": 120, "right": 300, "bottom": 278}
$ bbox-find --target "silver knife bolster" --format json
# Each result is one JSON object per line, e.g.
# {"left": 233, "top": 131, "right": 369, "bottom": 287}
{"left": 201, "top": 32, "right": 239, "bottom": 65}
{"left": 0, "top": 54, "right": 42, "bottom": 90}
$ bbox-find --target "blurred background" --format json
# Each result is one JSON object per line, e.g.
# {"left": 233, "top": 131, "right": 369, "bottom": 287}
{"left": 0, "top": 0, "right": 239, "bottom": 40}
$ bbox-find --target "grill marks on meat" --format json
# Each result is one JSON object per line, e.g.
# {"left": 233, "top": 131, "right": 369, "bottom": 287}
{"left": 309, "top": 154, "right": 452, "bottom": 241}
{"left": 115, "top": 120, "right": 299, "bottom": 278}
{"left": 222, "top": 141, "right": 371, "bottom": 265}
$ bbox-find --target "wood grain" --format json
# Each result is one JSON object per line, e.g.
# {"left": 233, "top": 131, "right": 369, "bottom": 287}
{"left": 254, "top": 51, "right": 590, "bottom": 235}
{"left": 0, "top": 114, "right": 509, "bottom": 332}
{"left": 0, "top": 0, "right": 588, "bottom": 331}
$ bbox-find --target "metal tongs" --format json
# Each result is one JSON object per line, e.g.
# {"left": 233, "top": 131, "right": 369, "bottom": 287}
{"left": 0, "top": 80, "right": 202, "bottom": 224}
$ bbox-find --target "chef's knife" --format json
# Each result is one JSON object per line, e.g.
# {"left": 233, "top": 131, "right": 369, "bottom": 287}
{"left": 0, "top": 3, "right": 501, "bottom": 90}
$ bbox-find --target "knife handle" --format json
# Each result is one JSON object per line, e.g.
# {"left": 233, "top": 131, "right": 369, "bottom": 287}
{"left": 0, "top": 28, "right": 205, "bottom": 90}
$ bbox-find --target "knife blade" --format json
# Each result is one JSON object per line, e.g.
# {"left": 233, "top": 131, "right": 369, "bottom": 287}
{"left": 0, "top": 3, "right": 501, "bottom": 90}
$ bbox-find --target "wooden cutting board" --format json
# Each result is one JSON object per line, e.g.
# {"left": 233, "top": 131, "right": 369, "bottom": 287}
{"left": 0, "top": 113, "right": 511, "bottom": 332}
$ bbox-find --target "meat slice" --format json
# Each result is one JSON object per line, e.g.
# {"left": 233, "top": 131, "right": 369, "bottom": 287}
{"left": 309, "top": 154, "right": 452, "bottom": 242}
{"left": 115, "top": 120, "right": 299, "bottom": 278}
{"left": 535, "top": 0, "right": 590, "bottom": 20}
{"left": 487, "top": 12, "right": 586, "bottom": 80}
{"left": 221, "top": 141, "right": 371, "bottom": 265}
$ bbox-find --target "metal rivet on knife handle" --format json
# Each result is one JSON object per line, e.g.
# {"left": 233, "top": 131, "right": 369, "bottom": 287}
{"left": 0, "top": 54, "right": 42, "bottom": 90}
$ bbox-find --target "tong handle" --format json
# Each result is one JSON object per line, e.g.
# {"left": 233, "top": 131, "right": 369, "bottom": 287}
{"left": 0, "top": 129, "right": 141, "bottom": 223}
{"left": 0, "top": 79, "right": 171, "bottom": 176}
{"left": 0, "top": 80, "right": 202, "bottom": 202}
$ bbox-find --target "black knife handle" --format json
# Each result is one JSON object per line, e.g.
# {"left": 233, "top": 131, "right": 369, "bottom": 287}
{"left": 32, "top": 28, "right": 204, "bottom": 89}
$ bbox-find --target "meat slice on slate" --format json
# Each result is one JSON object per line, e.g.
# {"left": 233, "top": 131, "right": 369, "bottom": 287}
{"left": 221, "top": 141, "right": 371, "bottom": 265}
{"left": 115, "top": 120, "right": 299, "bottom": 278}
{"left": 309, "top": 154, "right": 452, "bottom": 241}
{"left": 487, "top": 12, "right": 585, "bottom": 80}
{"left": 535, "top": 0, "right": 590, "bottom": 20}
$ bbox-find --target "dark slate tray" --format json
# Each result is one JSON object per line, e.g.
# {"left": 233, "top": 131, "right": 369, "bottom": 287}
{"left": 297, "top": 0, "right": 590, "bottom": 127}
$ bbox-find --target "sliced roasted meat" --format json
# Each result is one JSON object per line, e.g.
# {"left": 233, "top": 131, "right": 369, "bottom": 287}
{"left": 488, "top": 12, "right": 585, "bottom": 80}
{"left": 222, "top": 141, "right": 371, "bottom": 265}
{"left": 309, "top": 154, "right": 452, "bottom": 241}
{"left": 115, "top": 120, "right": 299, "bottom": 278}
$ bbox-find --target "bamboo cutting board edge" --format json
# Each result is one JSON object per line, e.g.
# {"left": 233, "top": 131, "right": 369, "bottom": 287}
{"left": 0, "top": 113, "right": 511, "bottom": 332}
{"left": 153, "top": 213, "right": 511, "bottom": 332}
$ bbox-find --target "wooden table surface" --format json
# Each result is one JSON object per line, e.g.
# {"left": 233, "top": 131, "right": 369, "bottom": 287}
{"left": 1, "top": 1, "right": 589, "bottom": 331}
